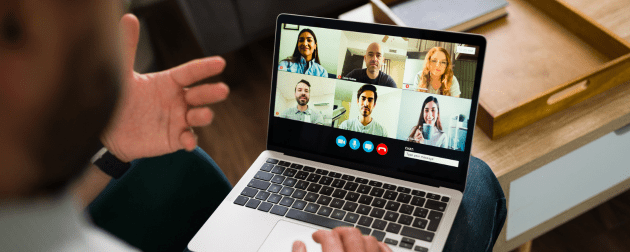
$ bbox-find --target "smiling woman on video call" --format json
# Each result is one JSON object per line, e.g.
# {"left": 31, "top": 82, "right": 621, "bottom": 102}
{"left": 278, "top": 29, "right": 329, "bottom": 78}
{"left": 414, "top": 47, "right": 461, "bottom": 98}
{"left": 408, "top": 96, "right": 449, "bottom": 148}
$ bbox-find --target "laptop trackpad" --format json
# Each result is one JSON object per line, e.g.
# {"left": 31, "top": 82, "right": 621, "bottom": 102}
{"left": 258, "top": 220, "right": 322, "bottom": 252}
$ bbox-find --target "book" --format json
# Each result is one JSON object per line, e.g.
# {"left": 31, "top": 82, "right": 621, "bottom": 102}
{"left": 371, "top": 0, "right": 508, "bottom": 32}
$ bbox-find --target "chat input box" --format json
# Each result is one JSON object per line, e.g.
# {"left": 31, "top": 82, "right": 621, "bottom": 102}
{"left": 404, "top": 151, "right": 459, "bottom": 167}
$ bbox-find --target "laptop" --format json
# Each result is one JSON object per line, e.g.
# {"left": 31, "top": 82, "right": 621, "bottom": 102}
{"left": 188, "top": 14, "right": 486, "bottom": 252}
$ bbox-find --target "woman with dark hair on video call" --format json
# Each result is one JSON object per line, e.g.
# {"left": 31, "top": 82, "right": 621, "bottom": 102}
{"left": 408, "top": 96, "right": 449, "bottom": 147}
{"left": 278, "top": 29, "right": 329, "bottom": 77}
{"left": 414, "top": 47, "right": 461, "bottom": 97}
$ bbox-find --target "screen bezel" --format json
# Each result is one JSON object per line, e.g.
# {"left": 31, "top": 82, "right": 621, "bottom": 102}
{"left": 267, "top": 14, "right": 487, "bottom": 192}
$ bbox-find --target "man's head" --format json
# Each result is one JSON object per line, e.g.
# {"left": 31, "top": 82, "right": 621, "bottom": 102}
{"left": 364, "top": 42, "right": 384, "bottom": 74}
{"left": 356, "top": 85, "right": 377, "bottom": 117}
{"left": 0, "top": 1, "right": 123, "bottom": 197}
{"left": 294, "top": 80, "right": 311, "bottom": 106}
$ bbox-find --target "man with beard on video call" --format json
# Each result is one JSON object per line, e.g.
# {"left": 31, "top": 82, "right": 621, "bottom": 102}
{"left": 279, "top": 79, "right": 325, "bottom": 125}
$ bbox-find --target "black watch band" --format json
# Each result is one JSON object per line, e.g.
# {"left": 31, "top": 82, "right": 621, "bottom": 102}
{"left": 90, "top": 143, "right": 131, "bottom": 179}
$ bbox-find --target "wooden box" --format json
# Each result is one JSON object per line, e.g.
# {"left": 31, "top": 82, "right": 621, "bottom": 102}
{"left": 371, "top": 0, "right": 630, "bottom": 139}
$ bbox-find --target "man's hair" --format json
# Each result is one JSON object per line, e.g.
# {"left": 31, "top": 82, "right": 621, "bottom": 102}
{"left": 357, "top": 84, "right": 377, "bottom": 103}
{"left": 295, "top": 79, "right": 311, "bottom": 92}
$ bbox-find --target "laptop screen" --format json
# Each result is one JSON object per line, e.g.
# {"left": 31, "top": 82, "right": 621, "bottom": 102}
{"left": 268, "top": 14, "right": 486, "bottom": 191}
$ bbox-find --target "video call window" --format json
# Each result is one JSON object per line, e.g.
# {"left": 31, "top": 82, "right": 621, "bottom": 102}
{"left": 278, "top": 24, "right": 341, "bottom": 79}
{"left": 274, "top": 71, "right": 336, "bottom": 126}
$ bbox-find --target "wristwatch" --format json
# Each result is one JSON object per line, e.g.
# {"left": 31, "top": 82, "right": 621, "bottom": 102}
{"left": 90, "top": 143, "right": 131, "bottom": 179}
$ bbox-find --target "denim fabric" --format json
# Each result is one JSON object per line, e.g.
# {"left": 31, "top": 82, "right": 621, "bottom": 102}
{"left": 278, "top": 56, "right": 329, "bottom": 78}
{"left": 443, "top": 156, "right": 507, "bottom": 252}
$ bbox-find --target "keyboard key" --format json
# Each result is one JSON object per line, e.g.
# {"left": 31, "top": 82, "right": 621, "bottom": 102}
{"left": 332, "top": 189, "right": 347, "bottom": 199}
{"left": 383, "top": 184, "right": 397, "bottom": 190}
{"left": 282, "top": 168, "right": 297, "bottom": 177}
{"left": 345, "top": 192, "right": 360, "bottom": 202}
{"left": 368, "top": 181, "right": 383, "bottom": 187}
{"left": 282, "top": 178, "right": 297, "bottom": 187}
{"left": 369, "top": 188, "right": 385, "bottom": 197}
{"left": 258, "top": 202, "right": 273, "bottom": 212}
{"left": 371, "top": 198, "right": 386, "bottom": 208}
{"left": 383, "top": 191, "right": 398, "bottom": 200}
{"left": 280, "top": 187, "right": 295, "bottom": 196}
{"left": 425, "top": 200, "right": 447, "bottom": 212}
{"left": 317, "top": 195, "right": 332, "bottom": 206}
{"left": 398, "top": 214, "right": 413, "bottom": 225}
{"left": 292, "top": 189, "right": 307, "bottom": 199}
{"left": 331, "top": 209, "right": 346, "bottom": 220}
{"left": 255, "top": 191, "right": 270, "bottom": 201}
{"left": 371, "top": 230, "right": 386, "bottom": 242}
{"left": 270, "top": 165, "right": 286, "bottom": 174}
{"left": 357, "top": 185, "right": 372, "bottom": 194}
{"left": 427, "top": 211, "right": 443, "bottom": 232}
{"left": 344, "top": 213, "right": 359, "bottom": 223}
{"left": 384, "top": 211, "right": 399, "bottom": 222}
{"left": 343, "top": 182, "right": 359, "bottom": 191}
{"left": 385, "top": 201, "right": 401, "bottom": 211}
{"left": 355, "top": 177, "right": 369, "bottom": 184}
{"left": 292, "top": 200, "right": 307, "bottom": 210}
{"left": 411, "top": 197, "right": 426, "bottom": 207}
{"left": 358, "top": 216, "right": 374, "bottom": 227}
{"left": 411, "top": 190, "right": 426, "bottom": 197}
{"left": 414, "top": 245, "right": 429, "bottom": 252}
{"left": 317, "top": 206, "right": 333, "bottom": 217}
{"left": 369, "top": 208, "right": 385, "bottom": 219}
{"left": 260, "top": 163, "right": 274, "bottom": 172}
{"left": 246, "top": 199, "right": 261, "bottom": 209}
{"left": 426, "top": 193, "right": 441, "bottom": 201}
{"left": 285, "top": 209, "right": 353, "bottom": 229}
{"left": 268, "top": 184, "right": 282, "bottom": 193}
{"left": 399, "top": 241, "right": 413, "bottom": 249}
{"left": 397, "top": 193, "right": 412, "bottom": 204}
{"left": 248, "top": 179, "right": 270, "bottom": 190}
{"left": 371, "top": 219, "right": 387, "bottom": 230}
{"left": 241, "top": 187, "right": 258, "bottom": 197}
{"left": 319, "top": 186, "right": 334, "bottom": 196}
{"left": 267, "top": 194, "right": 282, "bottom": 204}
{"left": 413, "top": 208, "right": 429, "bottom": 218}
{"left": 330, "top": 198, "right": 345, "bottom": 209}
{"left": 255, "top": 171, "right": 274, "bottom": 181}
{"left": 294, "top": 181, "right": 309, "bottom": 190}
{"left": 305, "top": 203, "right": 320, "bottom": 213}
{"left": 396, "top": 187, "right": 411, "bottom": 194}
{"left": 265, "top": 158, "right": 279, "bottom": 164}
{"left": 384, "top": 238, "right": 398, "bottom": 246}
{"left": 303, "top": 166, "right": 316, "bottom": 172}
{"left": 319, "top": 176, "right": 333, "bottom": 186}
{"left": 401, "top": 226, "right": 434, "bottom": 242}
{"left": 441, "top": 197, "right": 450, "bottom": 202}
{"left": 304, "top": 192, "right": 319, "bottom": 202}
{"left": 306, "top": 183, "right": 322, "bottom": 193}
{"left": 329, "top": 172, "right": 342, "bottom": 178}
{"left": 290, "top": 164, "right": 303, "bottom": 170}
{"left": 270, "top": 205, "right": 289, "bottom": 216}
{"left": 358, "top": 195, "right": 373, "bottom": 205}
{"left": 386, "top": 223, "right": 402, "bottom": 234}
{"left": 331, "top": 179, "right": 346, "bottom": 188}
{"left": 295, "top": 171, "right": 309, "bottom": 180}
{"left": 279, "top": 197, "right": 295, "bottom": 207}
{"left": 341, "top": 175, "right": 355, "bottom": 181}
{"left": 402, "top": 237, "right": 416, "bottom": 246}
{"left": 356, "top": 226, "right": 371, "bottom": 235}
{"left": 399, "top": 204, "right": 414, "bottom": 215}
{"left": 234, "top": 196, "right": 248, "bottom": 205}
{"left": 412, "top": 218, "right": 428, "bottom": 229}
{"left": 271, "top": 175, "right": 285, "bottom": 184}
{"left": 315, "top": 169, "right": 329, "bottom": 176}
{"left": 342, "top": 202, "right": 358, "bottom": 212}
{"left": 306, "top": 174, "right": 322, "bottom": 183}
{"left": 357, "top": 204, "right": 372, "bottom": 215}
{"left": 278, "top": 161, "right": 291, "bottom": 167}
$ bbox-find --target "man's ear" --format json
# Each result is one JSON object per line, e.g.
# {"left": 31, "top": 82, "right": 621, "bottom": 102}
{"left": 0, "top": 1, "right": 24, "bottom": 50}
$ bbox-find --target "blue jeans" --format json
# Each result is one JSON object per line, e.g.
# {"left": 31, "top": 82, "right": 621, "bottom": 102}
{"left": 90, "top": 149, "right": 506, "bottom": 252}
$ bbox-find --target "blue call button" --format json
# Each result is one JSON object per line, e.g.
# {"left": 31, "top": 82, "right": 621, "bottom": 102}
{"left": 336, "top": 135, "right": 347, "bottom": 147}
{"left": 349, "top": 138, "right": 360, "bottom": 150}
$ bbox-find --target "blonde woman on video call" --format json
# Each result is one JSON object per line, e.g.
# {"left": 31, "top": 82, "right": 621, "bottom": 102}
{"left": 408, "top": 96, "right": 449, "bottom": 148}
{"left": 413, "top": 47, "right": 461, "bottom": 97}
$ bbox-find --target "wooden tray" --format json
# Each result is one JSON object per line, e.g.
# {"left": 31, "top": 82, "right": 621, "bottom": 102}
{"left": 371, "top": 0, "right": 630, "bottom": 139}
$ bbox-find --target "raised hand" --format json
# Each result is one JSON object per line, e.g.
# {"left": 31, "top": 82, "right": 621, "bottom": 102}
{"left": 101, "top": 14, "right": 229, "bottom": 162}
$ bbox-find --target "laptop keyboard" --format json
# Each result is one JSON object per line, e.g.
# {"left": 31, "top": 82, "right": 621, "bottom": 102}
{"left": 234, "top": 158, "right": 450, "bottom": 251}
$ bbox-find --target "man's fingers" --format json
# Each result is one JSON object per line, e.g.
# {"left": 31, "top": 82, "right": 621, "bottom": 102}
{"left": 119, "top": 14, "right": 140, "bottom": 75}
{"left": 336, "top": 227, "right": 366, "bottom": 252}
{"left": 169, "top": 57, "right": 226, "bottom": 87}
{"left": 361, "top": 235, "right": 381, "bottom": 252}
{"left": 312, "top": 230, "right": 343, "bottom": 252}
{"left": 185, "top": 82, "right": 229, "bottom": 106}
{"left": 179, "top": 129, "right": 197, "bottom": 151}
{"left": 378, "top": 242, "right": 393, "bottom": 252}
{"left": 292, "top": 241, "right": 307, "bottom": 252}
{"left": 186, "top": 107, "right": 214, "bottom": 127}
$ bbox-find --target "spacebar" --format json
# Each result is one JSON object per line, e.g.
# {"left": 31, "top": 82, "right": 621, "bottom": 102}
{"left": 286, "top": 209, "right": 354, "bottom": 229}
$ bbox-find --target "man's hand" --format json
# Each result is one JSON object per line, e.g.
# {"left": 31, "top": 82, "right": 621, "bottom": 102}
{"left": 101, "top": 14, "right": 229, "bottom": 162}
{"left": 292, "top": 227, "right": 393, "bottom": 252}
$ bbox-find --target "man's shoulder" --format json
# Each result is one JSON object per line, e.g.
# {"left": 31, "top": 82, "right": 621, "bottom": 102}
{"left": 280, "top": 107, "right": 296, "bottom": 116}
